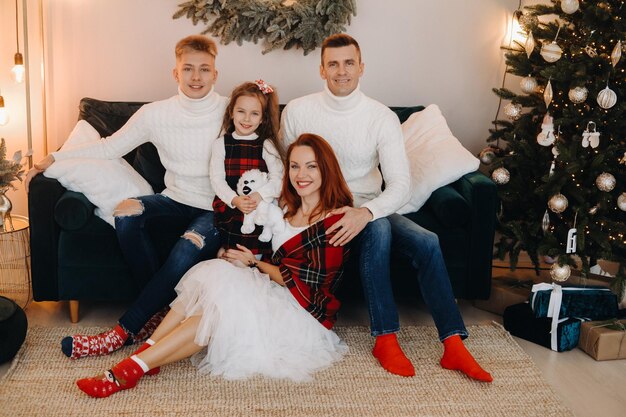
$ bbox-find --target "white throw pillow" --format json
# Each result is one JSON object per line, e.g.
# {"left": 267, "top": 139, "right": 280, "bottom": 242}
{"left": 397, "top": 104, "right": 479, "bottom": 215}
{"left": 44, "top": 120, "right": 154, "bottom": 226}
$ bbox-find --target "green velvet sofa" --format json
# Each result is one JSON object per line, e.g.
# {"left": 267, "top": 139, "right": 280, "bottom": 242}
{"left": 28, "top": 98, "right": 497, "bottom": 321}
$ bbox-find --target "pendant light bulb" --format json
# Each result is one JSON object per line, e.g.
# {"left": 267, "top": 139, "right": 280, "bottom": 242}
{"left": 11, "top": 53, "right": 25, "bottom": 84}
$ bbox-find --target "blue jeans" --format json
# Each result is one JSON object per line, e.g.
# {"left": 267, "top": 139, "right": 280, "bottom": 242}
{"left": 114, "top": 194, "right": 221, "bottom": 334}
{"left": 358, "top": 213, "right": 468, "bottom": 341}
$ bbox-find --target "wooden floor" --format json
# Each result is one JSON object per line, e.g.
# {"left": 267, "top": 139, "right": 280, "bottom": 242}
{"left": 2, "top": 262, "right": 625, "bottom": 417}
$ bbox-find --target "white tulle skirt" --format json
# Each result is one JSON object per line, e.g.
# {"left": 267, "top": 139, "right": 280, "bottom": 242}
{"left": 170, "top": 258, "right": 347, "bottom": 382}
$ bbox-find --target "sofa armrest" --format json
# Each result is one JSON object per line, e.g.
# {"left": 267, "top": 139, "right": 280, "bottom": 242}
{"left": 451, "top": 171, "right": 498, "bottom": 299}
{"left": 54, "top": 191, "right": 96, "bottom": 231}
{"left": 28, "top": 173, "right": 65, "bottom": 301}
{"left": 425, "top": 186, "right": 471, "bottom": 227}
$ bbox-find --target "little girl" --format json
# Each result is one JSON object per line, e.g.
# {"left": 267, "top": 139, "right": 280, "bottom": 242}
{"left": 209, "top": 80, "right": 283, "bottom": 257}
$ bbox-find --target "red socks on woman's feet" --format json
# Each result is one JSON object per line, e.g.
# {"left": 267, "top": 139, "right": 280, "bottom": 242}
{"left": 76, "top": 357, "right": 145, "bottom": 398}
{"left": 61, "top": 324, "right": 129, "bottom": 359}
{"left": 440, "top": 335, "right": 493, "bottom": 382}
{"left": 132, "top": 340, "right": 160, "bottom": 376}
{"left": 372, "top": 333, "right": 415, "bottom": 377}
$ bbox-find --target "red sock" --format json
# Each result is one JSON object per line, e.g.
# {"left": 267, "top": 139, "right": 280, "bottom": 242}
{"left": 132, "top": 340, "right": 160, "bottom": 376}
{"left": 61, "top": 324, "right": 129, "bottom": 359}
{"left": 372, "top": 333, "right": 415, "bottom": 377}
{"left": 76, "top": 357, "right": 145, "bottom": 398}
{"left": 440, "top": 335, "right": 493, "bottom": 382}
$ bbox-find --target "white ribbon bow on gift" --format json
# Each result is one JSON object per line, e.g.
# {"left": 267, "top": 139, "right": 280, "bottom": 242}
{"left": 530, "top": 283, "right": 610, "bottom": 351}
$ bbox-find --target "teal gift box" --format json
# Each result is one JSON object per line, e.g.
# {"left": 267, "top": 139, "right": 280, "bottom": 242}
{"left": 530, "top": 283, "right": 618, "bottom": 321}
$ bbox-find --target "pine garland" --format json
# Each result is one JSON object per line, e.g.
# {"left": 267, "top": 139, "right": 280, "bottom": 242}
{"left": 173, "top": 0, "right": 357, "bottom": 55}
{"left": 0, "top": 138, "right": 24, "bottom": 191}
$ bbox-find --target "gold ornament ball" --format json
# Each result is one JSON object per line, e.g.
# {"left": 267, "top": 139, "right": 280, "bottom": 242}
{"left": 561, "top": 0, "right": 580, "bottom": 14}
{"left": 548, "top": 193, "right": 568, "bottom": 213}
{"left": 568, "top": 86, "right": 588, "bottom": 104}
{"left": 618, "top": 193, "right": 626, "bottom": 211}
{"left": 596, "top": 172, "right": 616, "bottom": 192}
{"left": 491, "top": 167, "right": 510, "bottom": 185}
{"left": 540, "top": 42, "right": 563, "bottom": 63}
{"left": 479, "top": 147, "right": 497, "bottom": 165}
{"left": 503, "top": 103, "right": 523, "bottom": 120}
{"left": 520, "top": 76, "right": 538, "bottom": 94}
{"left": 550, "top": 263, "right": 571, "bottom": 282}
{"left": 597, "top": 87, "right": 617, "bottom": 109}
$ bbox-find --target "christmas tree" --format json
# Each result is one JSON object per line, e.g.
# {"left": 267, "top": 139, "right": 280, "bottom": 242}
{"left": 485, "top": 0, "right": 626, "bottom": 297}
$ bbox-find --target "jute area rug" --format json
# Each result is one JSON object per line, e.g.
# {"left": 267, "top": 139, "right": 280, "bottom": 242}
{"left": 0, "top": 324, "right": 572, "bottom": 417}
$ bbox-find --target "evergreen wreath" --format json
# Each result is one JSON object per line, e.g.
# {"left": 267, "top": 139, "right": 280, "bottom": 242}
{"left": 173, "top": 0, "right": 357, "bottom": 55}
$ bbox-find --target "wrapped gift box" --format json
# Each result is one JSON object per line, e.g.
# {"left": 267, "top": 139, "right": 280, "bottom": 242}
{"left": 578, "top": 320, "right": 626, "bottom": 361}
{"left": 530, "top": 283, "right": 618, "bottom": 321}
{"left": 503, "top": 302, "right": 582, "bottom": 352}
{"left": 473, "top": 277, "right": 534, "bottom": 316}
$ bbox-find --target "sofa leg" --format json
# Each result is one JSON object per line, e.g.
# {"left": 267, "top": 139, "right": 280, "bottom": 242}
{"left": 69, "top": 300, "right": 79, "bottom": 323}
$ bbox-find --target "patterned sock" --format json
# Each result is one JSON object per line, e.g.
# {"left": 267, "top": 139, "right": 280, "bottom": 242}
{"left": 132, "top": 307, "right": 170, "bottom": 344}
{"left": 61, "top": 324, "right": 129, "bottom": 359}
{"left": 132, "top": 339, "right": 160, "bottom": 376}
{"left": 372, "top": 333, "right": 415, "bottom": 377}
{"left": 76, "top": 357, "right": 145, "bottom": 398}
{"left": 440, "top": 335, "right": 493, "bottom": 382}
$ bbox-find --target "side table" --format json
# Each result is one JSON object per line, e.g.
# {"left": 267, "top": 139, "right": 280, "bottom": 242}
{"left": 0, "top": 215, "right": 32, "bottom": 308}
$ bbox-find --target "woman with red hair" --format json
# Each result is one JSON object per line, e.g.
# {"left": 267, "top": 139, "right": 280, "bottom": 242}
{"left": 76, "top": 134, "right": 354, "bottom": 397}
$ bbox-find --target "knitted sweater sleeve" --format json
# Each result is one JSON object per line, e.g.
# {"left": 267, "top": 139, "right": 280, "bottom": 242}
{"left": 361, "top": 112, "right": 411, "bottom": 219}
{"left": 209, "top": 137, "right": 237, "bottom": 208}
{"left": 256, "top": 140, "right": 284, "bottom": 203}
{"left": 52, "top": 105, "right": 152, "bottom": 161}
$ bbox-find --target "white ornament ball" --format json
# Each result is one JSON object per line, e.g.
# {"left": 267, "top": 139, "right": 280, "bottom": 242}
{"left": 550, "top": 263, "right": 571, "bottom": 282}
{"left": 479, "top": 147, "right": 497, "bottom": 165}
{"left": 618, "top": 193, "right": 626, "bottom": 211}
{"left": 520, "top": 76, "right": 538, "bottom": 94}
{"left": 597, "top": 87, "right": 617, "bottom": 109}
{"left": 541, "top": 42, "right": 563, "bottom": 63}
{"left": 492, "top": 167, "right": 510, "bottom": 185}
{"left": 548, "top": 193, "right": 568, "bottom": 213}
{"left": 561, "top": 0, "right": 580, "bottom": 14}
{"left": 503, "top": 103, "right": 523, "bottom": 120}
{"left": 596, "top": 172, "right": 616, "bottom": 192}
{"left": 568, "top": 86, "right": 588, "bottom": 104}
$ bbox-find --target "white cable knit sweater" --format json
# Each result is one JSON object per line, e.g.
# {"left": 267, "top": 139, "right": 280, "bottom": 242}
{"left": 53, "top": 88, "right": 228, "bottom": 210}
{"left": 280, "top": 84, "right": 410, "bottom": 220}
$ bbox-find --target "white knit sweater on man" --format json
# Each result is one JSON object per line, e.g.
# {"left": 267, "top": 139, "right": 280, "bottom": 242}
{"left": 53, "top": 88, "right": 228, "bottom": 210}
{"left": 280, "top": 84, "right": 410, "bottom": 221}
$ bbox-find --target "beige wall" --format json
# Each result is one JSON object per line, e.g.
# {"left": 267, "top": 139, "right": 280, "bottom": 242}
{"left": 2, "top": 0, "right": 523, "bottom": 216}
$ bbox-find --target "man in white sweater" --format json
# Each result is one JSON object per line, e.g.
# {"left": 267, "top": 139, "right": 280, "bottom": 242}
{"left": 25, "top": 35, "right": 229, "bottom": 360}
{"left": 281, "top": 34, "right": 492, "bottom": 382}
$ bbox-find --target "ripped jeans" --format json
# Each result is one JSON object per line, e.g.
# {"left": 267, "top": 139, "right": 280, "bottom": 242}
{"left": 114, "top": 194, "right": 220, "bottom": 334}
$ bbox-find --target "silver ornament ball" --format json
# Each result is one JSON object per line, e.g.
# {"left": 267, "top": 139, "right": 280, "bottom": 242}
{"left": 479, "top": 147, "right": 497, "bottom": 165}
{"left": 492, "top": 167, "right": 510, "bottom": 185}
{"left": 548, "top": 193, "right": 568, "bottom": 213}
{"left": 540, "top": 42, "right": 563, "bottom": 63}
{"left": 561, "top": 0, "right": 580, "bottom": 14}
{"left": 520, "top": 76, "right": 538, "bottom": 94}
{"left": 503, "top": 102, "right": 523, "bottom": 120}
{"left": 550, "top": 263, "right": 571, "bottom": 282}
{"left": 618, "top": 193, "right": 626, "bottom": 211}
{"left": 597, "top": 87, "right": 617, "bottom": 109}
{"left": 596, "top": 172, "right": 616, "bottom": 192}
{"left": 568, "top": 86, "right": 588, "bottom": 104}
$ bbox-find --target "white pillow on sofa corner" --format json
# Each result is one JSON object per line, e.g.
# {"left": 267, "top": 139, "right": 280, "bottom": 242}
{"left": 44, "top": 120, "right": 154, "bottom": 226}
{"left": 397, "top": 104, "right": 479, "bottom": 215}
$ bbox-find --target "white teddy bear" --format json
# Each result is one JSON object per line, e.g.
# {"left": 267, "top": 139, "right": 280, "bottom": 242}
{"left": 236, "top": 169, "right": 285, "bottom": 242}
